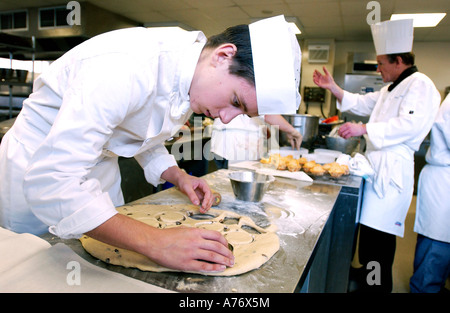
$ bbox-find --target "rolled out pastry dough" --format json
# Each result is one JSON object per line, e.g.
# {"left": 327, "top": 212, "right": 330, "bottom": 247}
{"left": 80, "top": 204, "right": 279, "bottom": 276}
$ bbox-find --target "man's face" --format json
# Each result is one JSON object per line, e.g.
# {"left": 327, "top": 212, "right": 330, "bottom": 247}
{"left": 189, "top": 45, "right": 258, "bottom": 124}
{"left": 376, "top": 55, "right": 402, "bottom": 83}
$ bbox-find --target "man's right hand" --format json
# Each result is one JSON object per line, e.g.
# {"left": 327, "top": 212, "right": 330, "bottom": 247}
{"left": 86, "top": 213, "right": 234, "bottom": 273}
{"left": 313, "top": 66, "right": 344, "bottom": 103}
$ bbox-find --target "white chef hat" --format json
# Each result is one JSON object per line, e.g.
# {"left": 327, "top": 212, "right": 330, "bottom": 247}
{"left": 370, "top": 19, "right": 414, "bottom": 55}
{"left": 249, "top": 15, "right": 301, "bottom": 115}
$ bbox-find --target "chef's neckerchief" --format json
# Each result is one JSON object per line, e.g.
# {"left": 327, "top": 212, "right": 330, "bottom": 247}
{"left": 388, "top": 65, "right": 418, "bottom": 92}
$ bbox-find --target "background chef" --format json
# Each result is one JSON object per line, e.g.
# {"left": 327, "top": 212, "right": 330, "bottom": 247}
{"left": 410, "top": 93, "right": 450, "bottom": 293}
{"left": 313, "top": 19, "right": 441, "bottom": 292}
{"left": 211, "top": 114, "right": 303, "bottom": 170}
{"left": 0, "top": 16, "right": 301, "bottom": 274}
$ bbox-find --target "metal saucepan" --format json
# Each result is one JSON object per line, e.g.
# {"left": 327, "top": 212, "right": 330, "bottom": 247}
{"left": 279, "top": 114, "right": 319, "bottom": 147}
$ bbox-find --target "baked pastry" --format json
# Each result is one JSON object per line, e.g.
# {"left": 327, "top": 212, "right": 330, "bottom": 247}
{"left": 276, "top": 158, "right": 287, "bottom": 170}
{"left": 310, "top": 164, "right": 325, "bottom": 176}
{"left": 302, "top": 160, "right": 316, "bottom": 173}
{"left": 287, "top": 159, "right": 301, "bottom": 172}
{"left": 298, "top": 157, "right": 307, "bottom": 165}
{"left": 328, "top": 163, "right": 345, "bottom": 178}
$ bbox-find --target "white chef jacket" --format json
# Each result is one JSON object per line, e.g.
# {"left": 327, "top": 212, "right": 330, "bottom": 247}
{"left": 414, "top": 94, "right": 450, "bottom": 243}
{"left": 211, "top": 115, "right": 266, "bottom": 162}
{"left": 0, "top": 27, "right": 206, "bottom": 239}
{"left": 338, "top": 71, "right": 440, "bottom": 236}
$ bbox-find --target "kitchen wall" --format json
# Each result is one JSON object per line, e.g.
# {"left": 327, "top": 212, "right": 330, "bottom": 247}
{"left": 298, "top": 38, "right": 336, "bottom": 118}
{"left": 298, "top": 39, "right": 450, "bottom": 117}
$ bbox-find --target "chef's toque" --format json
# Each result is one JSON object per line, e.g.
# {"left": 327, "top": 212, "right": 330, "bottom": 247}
{"left": 370, "top": 19, "right": 414, "bottom": 56}
{"left": 249, "top": 15, "right": 301, "bottom": 115}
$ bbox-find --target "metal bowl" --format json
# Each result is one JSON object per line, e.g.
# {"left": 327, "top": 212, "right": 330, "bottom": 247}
{"left": 325, "top": 135, "right": 359, "bottom": 154}
{"left": 279, "top": 114, "right": 319, "bottom": 148}
{"left": 229, "top": 171, "right": 275, "bottom": 202}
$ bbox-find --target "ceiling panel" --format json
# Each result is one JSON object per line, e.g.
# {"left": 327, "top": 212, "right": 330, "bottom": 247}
{"left": 0, "top": 0, "right": 448, "bottom": 41}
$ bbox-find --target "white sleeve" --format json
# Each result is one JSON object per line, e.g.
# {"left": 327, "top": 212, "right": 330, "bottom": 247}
{"left": 337, "top": 90, "right": 380, "bottom": 116}
{"left": 23, "top": 54, "right": 142, "bottom": 239}
{"left": 134, "top": 145, "right": 178, "bottom": 186}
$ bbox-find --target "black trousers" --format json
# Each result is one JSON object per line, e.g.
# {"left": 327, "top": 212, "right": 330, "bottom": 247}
{"left": 351, "top": 224, "right": 397, "bottom": 292}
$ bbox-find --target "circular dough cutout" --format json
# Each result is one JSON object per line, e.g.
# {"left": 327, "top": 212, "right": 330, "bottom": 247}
{"left": 80, "top": 204, "right": 280, "bottom": 276}
{"left": 225, "top": 230, "right": 253, "bottom": 245}
{"left": 196, "top": 221, "right": 224, "bottom": 232}
{"left": 158, "top": 211, "right": 185, "bottom": 223}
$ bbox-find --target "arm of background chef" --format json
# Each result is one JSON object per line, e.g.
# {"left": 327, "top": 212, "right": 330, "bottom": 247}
{"left": 22, "top": 54, "right": 142, "bottom": 239}
{"left": 365, "top": 78, "right": 440, "bottom": 150}
{"left": 337, "top": 90, "right": 379, "bottom": 117}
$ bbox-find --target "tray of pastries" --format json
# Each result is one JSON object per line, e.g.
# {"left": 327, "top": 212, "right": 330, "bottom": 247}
{"left": 260, "top": 153, "right": 349, "bottom": 178}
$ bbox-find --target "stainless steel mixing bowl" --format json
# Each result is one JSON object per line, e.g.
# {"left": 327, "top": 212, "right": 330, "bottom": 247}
{"left": 325, "top": 135, "right": 359, "bottom": 154}
{"left": 228, "top": 171, "right": 275, "bottom": 202}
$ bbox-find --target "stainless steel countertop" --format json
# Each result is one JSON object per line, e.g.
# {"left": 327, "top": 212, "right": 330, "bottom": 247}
{"left": 42, "top": 169, "right": 351, "bottom": 293}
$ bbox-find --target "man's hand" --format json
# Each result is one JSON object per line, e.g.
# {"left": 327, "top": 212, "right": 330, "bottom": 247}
{"left": 286, "top": 129, "right": 303, "bottom": 150}
{"left": 313, "top": 66, "right": 344, "bottom": 103}
{"left": 161, "top": 166, "right": 214, "bottom": 213}
{"left": 338, "top": 122, "right": 367, "bottom": 139}
{"left": 147, "top": 226, "right": 234, "bottom": 273}
{"left": 86, "top": 214, "right": 234, "bottom": 273}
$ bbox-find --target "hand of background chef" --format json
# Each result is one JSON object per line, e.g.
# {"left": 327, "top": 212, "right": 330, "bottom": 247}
{"left": 338, "top": 122, "right": 367, "bottom": 139}
{"left": 286, "top": 129, "right": 303, "bottom": 150}
{"left": 264, "top": 114, "right": 302, "bottom": 150}
{"left": 313, "top": 66, "right": 344, "bottom": 103}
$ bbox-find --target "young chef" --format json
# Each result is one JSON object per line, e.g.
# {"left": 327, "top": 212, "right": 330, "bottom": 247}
{"left": 0, "top": 15, "right": 301, "bottom": 273}
{"left": 410, "top": 93, "right": 450, "bottom": 293}
{"left": 313, "top": 19, "right": 441, "bottom": 292}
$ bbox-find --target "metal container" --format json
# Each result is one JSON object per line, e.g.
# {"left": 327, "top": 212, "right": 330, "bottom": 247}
{"left": 229, "top": 171, "right": 275, "bottom": 202}
{"left": 279, "top": 114, "right": 319, "bottom": 147}
{"left": 325, "top": 135, "right": 359, "bottom": 154}
{"left": 15, "top": 70, "right": 28, "bottom": 83}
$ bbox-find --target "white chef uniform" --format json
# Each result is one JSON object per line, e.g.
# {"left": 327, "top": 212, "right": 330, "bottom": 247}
{"left": 339, "top": 73, "right": 440, "bottom": 236}
{"left": 0, "top": 27, "right": 204, "bottom": 238}
{"left": 211, "top": 115, "right": 267, "bottom": 162}
{"left": 337, "top": 19, "right": 441, "bottom": 237}
{"left": 414, "top": 94, "right": 450, "bottom": 243}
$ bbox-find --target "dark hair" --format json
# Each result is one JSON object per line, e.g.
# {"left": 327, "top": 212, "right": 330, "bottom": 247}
{"left": 387, "top": 52, "right": 415, "bottom": 66}
{"left": 204, "top": 24, "right": 255, "bottom": 86}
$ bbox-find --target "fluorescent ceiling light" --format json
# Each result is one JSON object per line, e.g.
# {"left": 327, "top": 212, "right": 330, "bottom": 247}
{"left": 390, "top": 13, "right": 446, "bottom": 27}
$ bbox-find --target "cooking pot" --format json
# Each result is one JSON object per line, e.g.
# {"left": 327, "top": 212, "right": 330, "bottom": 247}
{"left": 279, "top": 114, "right": 319, "bottom": 147}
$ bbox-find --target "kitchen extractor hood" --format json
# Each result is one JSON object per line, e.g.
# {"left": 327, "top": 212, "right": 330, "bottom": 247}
{"left": 346, "top": 52, "right": 379, "bottom": 74}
